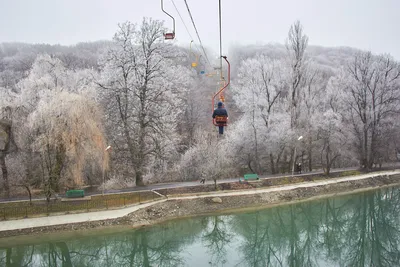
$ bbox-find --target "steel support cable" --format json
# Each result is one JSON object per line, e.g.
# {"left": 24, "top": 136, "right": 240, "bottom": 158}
{"left": 170, "top": 0, "right": 203, "bottom": 58}
{"left": 219, "top": 0, "right": 223, "bottom": 80}
{"left": 183, "top": 0, "right": 212, "bottom": 66}
{"left": 171, "top": 0, "right": 193, "bottom": 40}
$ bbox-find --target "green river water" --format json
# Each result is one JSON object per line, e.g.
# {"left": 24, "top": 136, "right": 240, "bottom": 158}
{"left": 1, "top": 186, "right": 400, "bottom": 266}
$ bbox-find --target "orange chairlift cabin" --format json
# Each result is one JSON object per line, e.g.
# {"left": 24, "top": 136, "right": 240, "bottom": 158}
{"left": 161, "top": 0, "right": 175, "bottom": 40}
{"left": 212, "top": 56, "right": 230, "bottom": 131}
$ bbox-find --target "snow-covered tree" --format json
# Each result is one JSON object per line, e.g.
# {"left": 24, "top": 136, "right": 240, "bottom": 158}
{"left": 13, "top": 55, "right": 106, "bottom": 199}
{"left": 232, "top": 55, "right": 289, "bottom": 173}
{"left": 98, "top": 19, "right": 191, "bottom": 185}
{"left": 29, "top": 92, "right": 106, "bottom": 191}
{"left": 341, "top": 52, "right": 400, "bottom": 169}
{"left": 178, "top": 131, "right": 234, "bottom": 187}
{"left": 286, "top": 20, "right": 309, "bottom": 129}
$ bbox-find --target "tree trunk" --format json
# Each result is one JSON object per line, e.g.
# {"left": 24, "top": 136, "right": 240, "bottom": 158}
{"left": 251, "top": 110, "right": 260, "bottom": 174}
{"left": 135, "top": 124, "right": 146, "bottom": 186}
{"left": 6, "top": 248, "right": 11, "bottom": 266}
{"left": 0, "top": 153, "right": 9, "bottom": 198}
{"left": 363, "top": 122, "right": 369, "bottom": 170}
{"left": 26, "top": 186, "right": 32, "bottom": 205}
{"left": 0, "top": 121, "right": 11, "bottom": 198}
{"left": 369, "top": 131, "right": 377, "bottom": 170}
{"left": 290, "top": 148, "right": 295, "bottom": 174}
{"left": 325, "top": 143, "right": 330, "bottom": 176}
{"left": 56, "top": 242, "right": 72, "bottom": 267}
{"left": 269, "top": 153, "right": 276, "bottom": 174}
{"left": 247, "top": 158, "right": 255, "bottom": 173}
{"left": 308, "top": 138, "right": 312, "bottom": 172}
{"left": 52, "top": 148, "right": 64, "bottom": 192}
{"left": 135, "top": 170, "right": 144, "bottom": 186}
{"left": 141, "top": 233, "right": 150, "bottom": 267}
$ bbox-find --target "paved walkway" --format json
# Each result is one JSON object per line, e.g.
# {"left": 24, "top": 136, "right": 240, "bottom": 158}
{"left": 0, "top": 167, "right": 362, "bottom": 203}
{"left": 0, "top": 199, "right": 167, "bottom": 232}
{"left": 0, "top": 170, "right": 399, "bottom": 232}
{"left": 169, "top": 169, "right": 400, "bottom": 200}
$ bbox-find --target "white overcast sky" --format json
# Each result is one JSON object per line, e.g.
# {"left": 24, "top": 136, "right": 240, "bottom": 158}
{"left": 0, "top": 0, "right": 399, "bottom": 59}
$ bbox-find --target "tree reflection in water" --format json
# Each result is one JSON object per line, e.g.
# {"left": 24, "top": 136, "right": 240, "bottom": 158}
{"left": 0, "top": 187, "right": 400, "bottom": 267}
{"left": 201, "top": 215, "right": 233, "bottom": 266}
{"left": 231, "top": 187, "right": 400, "bottom": 267}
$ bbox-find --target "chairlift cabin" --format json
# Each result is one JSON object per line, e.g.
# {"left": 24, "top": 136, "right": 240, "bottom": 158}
{"left": 206, "top": 71, "right": 217, "bottom": 77}
{"left": 214, "top": 115, "right": 228, "bottom": 126}
{"left": 164, "top": 32, "right": 175, "bottom": 40}
{"left": 161, "top": 0, "right": 175, "bottom": 40}
{"left": 189, "top": 41, "right": 199, "bottom": 67}
{"left": 213, "top": 100, "right": 228, "bottom": 127}
{"left": 193, "top": 54, "right": 201, "bottom": 68}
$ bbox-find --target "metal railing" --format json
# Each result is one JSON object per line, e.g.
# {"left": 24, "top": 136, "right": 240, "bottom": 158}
{"left": 0, "top": 190, "right": 162, "bottom": 221}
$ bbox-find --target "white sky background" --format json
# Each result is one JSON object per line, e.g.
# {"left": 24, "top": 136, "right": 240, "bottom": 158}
{"left": 0, "top": 0, "right": 399, "bottom": 59}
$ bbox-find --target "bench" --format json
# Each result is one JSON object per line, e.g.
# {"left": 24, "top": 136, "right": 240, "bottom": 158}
{"left": 244, "top": 173, "right": 259, "bottom": 180}
{"left": 66, "top": 189, "right": 85, "bottom": 198}
{"left": 239, "top": 173, "right": 259, "bottom": 183}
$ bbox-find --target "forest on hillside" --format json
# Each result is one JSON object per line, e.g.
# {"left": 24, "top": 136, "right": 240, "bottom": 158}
{"left": 0, "top": 18, "right": 399, "bottom": 199}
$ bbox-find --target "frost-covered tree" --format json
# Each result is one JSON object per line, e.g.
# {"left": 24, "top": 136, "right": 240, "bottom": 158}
{"left": 340, "top": 52, "right": 400, "bottom": 169}
{"left": 286, "top": 20, "right": 309, "bottom": 129}
{"left": 178, "top": 131, "right": 234, "bottom": 188}
{"left": 29, "top": 92, "right": 106, "bottom": 191}
{"left": 0, "top": 117, "right": 12, "bottom": 198}
{"left": 14, "top": 54, "right": 106, "bottom": 199}
{"left": 297, "top": 66, "right": 329, "bottom": 171}
{"left": 0, "top": 86, "right": 17, "bottom": 197}
{"left": 232, "top": 55, "right": 288, "bottom": 173}
{"left": 98, "top": 19, "right": 190, "bottom": 185}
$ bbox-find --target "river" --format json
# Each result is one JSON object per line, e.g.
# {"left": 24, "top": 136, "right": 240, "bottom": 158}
{"left": 0, "top": 186, "right": 399, "bottom": 266}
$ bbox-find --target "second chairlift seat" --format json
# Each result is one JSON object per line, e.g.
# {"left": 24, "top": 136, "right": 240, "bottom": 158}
{"left": 164, "top": 32, "right": 175, "bottom": 40}
{"left": 161, "top": 0, "right": 175, "bottom": 40}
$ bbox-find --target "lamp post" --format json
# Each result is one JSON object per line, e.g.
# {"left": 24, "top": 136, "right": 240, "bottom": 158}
{"left": 102, "top": 145, "right": 111, "bottom": 196}
{"left": 292, "top": 136, "right": 303, "bottom": 176}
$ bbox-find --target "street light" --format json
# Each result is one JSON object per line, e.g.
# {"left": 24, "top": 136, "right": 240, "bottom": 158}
{"left": 292, "top": 136, "right": 303, "bottom": 176}
{"left": 102, "top": 145, "right": 111, "bottom": 196}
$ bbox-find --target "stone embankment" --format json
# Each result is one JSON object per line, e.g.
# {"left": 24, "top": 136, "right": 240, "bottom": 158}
{"left": 0, "top": 171, "right": 399, "bottom": 238}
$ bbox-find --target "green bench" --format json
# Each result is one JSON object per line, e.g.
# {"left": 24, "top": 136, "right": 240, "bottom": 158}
{"left": 66, "top": 189, "right": 85, "bottom": 198}
{"left": 239, "top": 173, "right": 259, "bottom": 182}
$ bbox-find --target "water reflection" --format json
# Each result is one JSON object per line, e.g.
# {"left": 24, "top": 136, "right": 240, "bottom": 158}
{"left": 1, "top": 187, "right": 400, "bottom": 266}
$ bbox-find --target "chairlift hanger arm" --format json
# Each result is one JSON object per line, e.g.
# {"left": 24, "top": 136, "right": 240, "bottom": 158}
{"left": 212, "top": 56, "right": 230, "bottom": 126}
{"left": 212, "top": 56, "right": 230, "bottom": 100}
{"left": 161, "top": 0, "right": 175, "bottom": 34}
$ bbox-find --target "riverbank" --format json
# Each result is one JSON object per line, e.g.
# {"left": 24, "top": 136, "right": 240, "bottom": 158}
{"left": 0, "top": 170, "right": 399, "bottom": 238}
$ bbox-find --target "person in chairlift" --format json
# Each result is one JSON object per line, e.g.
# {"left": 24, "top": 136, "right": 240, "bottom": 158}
{"left": 212, "top": 101, "right": 228, "bottom": 135}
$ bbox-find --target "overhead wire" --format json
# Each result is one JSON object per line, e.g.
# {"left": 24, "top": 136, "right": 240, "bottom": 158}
{"left": 170, "top": 0, "right": 202, "bottom": 57}
{"left": 219, "top": 0, "right": 223, "bottom": 80}
{"left": 183, "top": 0, "right": 212, "bottom": 67}
{"left": 170, "top": 0, "right": 193, "bottom": 42}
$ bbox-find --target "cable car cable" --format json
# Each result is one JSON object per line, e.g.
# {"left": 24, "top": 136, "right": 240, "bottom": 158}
{"left": 183, "top": 0, "right": 212, "bottom": 66}
{"left": 219, "top": 0, "right": 223, "bottom": 80}
{"left": 170, "top": 0, "right": 194, "bottom": 45}
{"left": 170, "top": 0, "right": 204, "bottom": 62}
